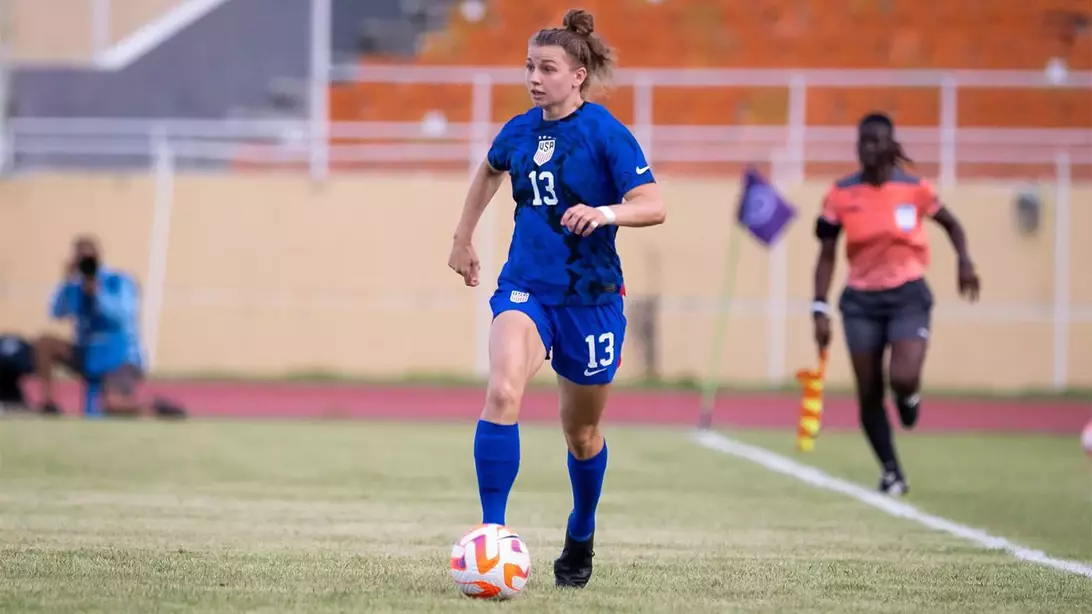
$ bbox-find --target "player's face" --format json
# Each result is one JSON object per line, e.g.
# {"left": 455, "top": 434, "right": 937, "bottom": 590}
{"left": 525, "top": 45, "right": 586, "bottom": 107}
{"left": 857, "top": 122, "right": 893, "bottom": 169}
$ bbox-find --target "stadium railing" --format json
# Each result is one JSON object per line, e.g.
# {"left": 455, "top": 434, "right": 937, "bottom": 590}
{"left": 2, "top": 66, "right": 1090, "bottom": 180}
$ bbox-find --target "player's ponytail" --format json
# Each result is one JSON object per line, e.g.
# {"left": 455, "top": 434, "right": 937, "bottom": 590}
{"left": 893, "top": 141, "right": 914, "bottom": 169}
{"left": 532, "top": 9, "right": 617, "bottom": 98}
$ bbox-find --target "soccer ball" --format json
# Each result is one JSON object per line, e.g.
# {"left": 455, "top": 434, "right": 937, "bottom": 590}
{"left": 1082, "top": 420, "right": 1092, "bottom": 456}
{"left": 449, "top": 523, "right": 531, "bottom": 599}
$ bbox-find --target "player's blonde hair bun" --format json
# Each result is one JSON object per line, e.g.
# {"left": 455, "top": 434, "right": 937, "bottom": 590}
{"left": 563, "top": 9, "right": 595, "bottom": 37}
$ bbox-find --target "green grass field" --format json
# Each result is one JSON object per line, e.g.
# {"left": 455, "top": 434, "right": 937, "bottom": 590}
{"left": 1, "top": 419, "right": 1090, "bottom": 612}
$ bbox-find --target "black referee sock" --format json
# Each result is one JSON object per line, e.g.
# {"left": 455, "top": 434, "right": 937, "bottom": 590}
{"left": 860, "top": 402, "right": 901, "bottom": 475}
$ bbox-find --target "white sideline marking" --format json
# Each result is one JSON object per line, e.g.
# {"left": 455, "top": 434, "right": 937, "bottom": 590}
{"left": 692, "top": 429, "right": 1092, "bottom": 579}
{"left": 95, "top": 0, "right": 234, "bottom": 70}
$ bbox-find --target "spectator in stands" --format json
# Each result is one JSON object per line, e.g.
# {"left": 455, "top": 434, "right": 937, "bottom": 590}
{"left": 34, "top": 235, "right": 185, "bottom": 418}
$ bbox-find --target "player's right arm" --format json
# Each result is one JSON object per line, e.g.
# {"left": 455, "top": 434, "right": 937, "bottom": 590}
{"left": 449, "top": 122, "right": 513, "bottom": 287}
{"left": 811, "top": 186, "right": 842, "bottom": 349}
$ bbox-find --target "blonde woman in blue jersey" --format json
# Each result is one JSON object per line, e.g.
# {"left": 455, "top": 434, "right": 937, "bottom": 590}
{"left": 447, "top": 8, "right": 666, "bottom": 589}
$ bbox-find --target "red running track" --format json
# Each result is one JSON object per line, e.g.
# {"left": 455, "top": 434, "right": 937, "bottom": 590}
{"left": 26, "top": 380, "right": 1091, "bottom": 434}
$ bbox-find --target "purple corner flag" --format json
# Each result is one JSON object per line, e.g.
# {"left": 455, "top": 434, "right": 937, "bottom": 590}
{"left": 736, "top": 167, "right": 797, "bottom": 246}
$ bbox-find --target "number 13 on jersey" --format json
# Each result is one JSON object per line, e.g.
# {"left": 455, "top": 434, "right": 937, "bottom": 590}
{"left": 529, "top": 170, "right": 558, "bottom": 206}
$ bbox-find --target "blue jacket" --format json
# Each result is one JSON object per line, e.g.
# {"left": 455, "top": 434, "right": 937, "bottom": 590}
{"left": 50, "top": 267, "right": 144, "bottom": 377}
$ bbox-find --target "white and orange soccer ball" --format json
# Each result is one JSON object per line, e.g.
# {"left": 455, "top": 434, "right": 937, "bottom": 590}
{"left": 449, "top": 523, "right": 531, "bottom": 600}
{"left": 1082, "top": 420, "right": 1092, "bottom": 456}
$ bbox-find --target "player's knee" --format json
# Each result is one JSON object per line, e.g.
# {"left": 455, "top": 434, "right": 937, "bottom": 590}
{"left": 888, "top": 372, "right": 919, "bottom": 397}
{"left": 887, "top": 362, "right": 920, "bottom": 396}
{"left": 563, "top": 425, "right": 602, "bottom": 460}
{"left": 33, "top": 335, "right": 67, "bottom": 362}
{"left": 482, "top": 378, "right": 524, "bottom": 423}
{"left": 32, "top": 336, "right": 55, "bottom": 359}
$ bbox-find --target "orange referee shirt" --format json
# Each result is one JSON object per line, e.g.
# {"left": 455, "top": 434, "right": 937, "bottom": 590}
{"left": 820, "top": 170, "right": 941, "bottom": 292}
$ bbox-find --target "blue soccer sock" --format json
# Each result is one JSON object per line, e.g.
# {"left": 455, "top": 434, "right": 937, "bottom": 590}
{"left": 566, "top": 440, "right": 608, "bottom": 541}
{"left": 473, "top": 419, "right": 520, "bottom": 525}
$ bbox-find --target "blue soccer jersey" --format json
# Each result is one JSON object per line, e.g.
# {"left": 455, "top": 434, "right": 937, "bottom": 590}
{"left": 486, "top": 102, "right": 655, "bottom": 386}
{"left": 486, "top": 102, "right": 655, "bottom": 307}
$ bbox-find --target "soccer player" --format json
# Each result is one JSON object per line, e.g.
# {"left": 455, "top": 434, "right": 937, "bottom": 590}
{"left": 446, "top": 9, "right": 665, "bottom": 589}
{"left": 811, "top": 112, "right": 979, "bottom": 495}
{"left": 35, "top": 235, "right": 185, "bottom": 418}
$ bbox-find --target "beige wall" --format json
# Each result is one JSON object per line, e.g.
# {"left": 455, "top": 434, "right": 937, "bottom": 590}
{"left": 8, "top": 0, "right": 180, "bottom": 64}
{"left": 1, "top": 172, "right": 1090, "bottom": 391}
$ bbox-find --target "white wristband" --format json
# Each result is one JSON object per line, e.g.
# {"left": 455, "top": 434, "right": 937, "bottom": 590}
{"left": 810, "top": 300, "right": 829, "bottom": 316}
{"left": 596, "top": 206, "right": 617, "bottom": 225}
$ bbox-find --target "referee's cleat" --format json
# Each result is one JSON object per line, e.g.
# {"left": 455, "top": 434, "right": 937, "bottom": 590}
{"left": 878, "top": 470, "right": 909, "bottom": 497}
{"left": 554, "top": 533, "right": 595, "bottom": 588}
{"left": 895, "top": 393, "right": 921, "bottom": 429}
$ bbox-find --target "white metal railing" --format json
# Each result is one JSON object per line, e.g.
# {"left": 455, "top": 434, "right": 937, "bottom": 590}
{"left": 330, "top": 64, "right": 1092, "bottom": 185}
{"left": 6, "top": 119, "right": 1092, "bottom": 173}
{"left": 11, "top": 118, "right": 1092, "bottom": 147}
{"left": 329, "top": 65, "right": 1092, "bottom": 88}
{"left": 4, "top": 63, "right": 1091, "bottom": 180}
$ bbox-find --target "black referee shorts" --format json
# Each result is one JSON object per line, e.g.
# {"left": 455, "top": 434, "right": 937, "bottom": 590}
{"left": 838, "top": 278, "right": 933, "bottom": 354}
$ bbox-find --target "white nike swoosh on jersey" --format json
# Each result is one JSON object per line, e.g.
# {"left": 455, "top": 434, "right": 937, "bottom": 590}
{"left": 584, "top": 368, "right": 607, "bottom": 376}
{"left": 636, "top": 166, "right": 650, "bottom": 174}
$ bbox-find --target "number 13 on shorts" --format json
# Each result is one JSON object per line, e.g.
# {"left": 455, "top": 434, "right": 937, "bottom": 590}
{"left": 585, "top": 332, "right": 615, "bottom": 374}
{"left": 552, "top": 301, "right": 626, "bottom": 386}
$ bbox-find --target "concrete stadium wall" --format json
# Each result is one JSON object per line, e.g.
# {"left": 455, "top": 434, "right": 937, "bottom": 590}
{"left": 8, "top": 0, "right": 181, "bottom": 64}
{"left": 2, "top": 172, "right": 1090, "bottom": 391}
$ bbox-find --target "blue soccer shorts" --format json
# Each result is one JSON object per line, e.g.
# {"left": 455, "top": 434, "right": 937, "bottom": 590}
{"left": 489, "top": 285, "right": 627, "bottom": 386}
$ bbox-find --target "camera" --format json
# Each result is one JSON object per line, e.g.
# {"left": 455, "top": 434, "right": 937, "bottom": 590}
{"left": 77, "top": 255, "right": 99, "bottom": 278}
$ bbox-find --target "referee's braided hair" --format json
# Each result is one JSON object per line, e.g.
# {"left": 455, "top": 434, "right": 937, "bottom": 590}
{"left": 859, "top": 112, "right": 914, "bottom": 169}
{"left": 531, "top": 9, "right": 616, "bottom": 98}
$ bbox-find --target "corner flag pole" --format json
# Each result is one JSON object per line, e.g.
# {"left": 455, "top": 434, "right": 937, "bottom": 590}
{"left": 697, "top": 166, "right": 798, "bottom": 431}
{"left": 697, "top": 223, "right": 744, "bottom": 430}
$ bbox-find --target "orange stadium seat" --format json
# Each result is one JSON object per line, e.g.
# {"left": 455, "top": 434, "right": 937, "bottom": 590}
{"left": 318, "top": 0, "right": 1090, "bottom": 176}
{"left": 333, "top": 0, "right": 1090, "bottom": 119}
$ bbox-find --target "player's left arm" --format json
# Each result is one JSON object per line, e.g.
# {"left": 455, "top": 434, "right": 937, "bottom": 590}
{"left": 92, "top": 273, "right": 140, "bottom": 326}
{"left": 561, "top": 124, "right": 665, "bottom": 236}
{"left": 607, "top": 182, "right": 666, "bottom": 228}
{"left": 922, "top": 180, "right": 971, "bottom": 263}
{"left": 922, "top": 180, "right": 980, "bottom": 300}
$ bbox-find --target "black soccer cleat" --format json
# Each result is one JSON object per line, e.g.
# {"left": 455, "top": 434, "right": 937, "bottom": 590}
{"left": 878, "top": 470, "right": 909, "bottom": 497}
{"left": 39, "top": 401, "right": 62, "bottom": 417}
{"left": 895, "top": 393, "right": 921, "bottom": 429}
{"left": 152, "top": 398, "right": 187, "bottom": 419}
{"left": 554, "top": 533, "right": 595, "bottom": 588}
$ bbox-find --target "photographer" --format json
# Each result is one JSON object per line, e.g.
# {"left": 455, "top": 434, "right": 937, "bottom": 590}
{"left": 34, "top": 235, "right": 185, "bottom": 418}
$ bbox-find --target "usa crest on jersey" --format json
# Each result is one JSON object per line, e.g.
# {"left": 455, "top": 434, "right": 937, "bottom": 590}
{"left": 533, "top": 136, "right": 555, "bottom": 166}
